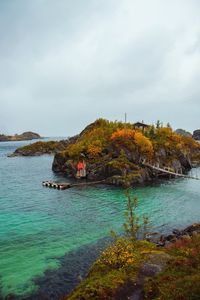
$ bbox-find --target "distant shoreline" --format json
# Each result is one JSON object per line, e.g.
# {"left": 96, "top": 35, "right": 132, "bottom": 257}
{"left": 0, "top": 131, "right": 41, "bottom": 142}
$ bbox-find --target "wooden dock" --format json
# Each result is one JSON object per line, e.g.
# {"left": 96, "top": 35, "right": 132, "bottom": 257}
{"left": 42, "top": 180, "right": 105, "bottom": 190}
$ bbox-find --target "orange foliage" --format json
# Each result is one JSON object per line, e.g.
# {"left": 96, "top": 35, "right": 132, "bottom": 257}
{"left": 111, "top": 129, "right": 153, "bottom": 157}
{"left": 134, "top": 132, "right": 153, "bottom": 155}
{"left": 87, "top": 142, "right": 102, "bottom": 157}
{"left": 111, "top": 128, "right": 136, "bottom": 140}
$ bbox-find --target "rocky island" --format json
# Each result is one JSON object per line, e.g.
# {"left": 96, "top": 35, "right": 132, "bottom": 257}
{"left": 52, "top": 119, "right": 200, "bottom": 186}
{"left": 12, "top": 119, "right": 200, "bottom": 186}
{"left": 0, "top": 131, "right": 41, "bottom": 142}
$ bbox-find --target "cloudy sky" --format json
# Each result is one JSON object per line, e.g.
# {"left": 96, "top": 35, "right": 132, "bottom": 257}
{"left": 0, "top": 0, "right": 200, "bottom": 136}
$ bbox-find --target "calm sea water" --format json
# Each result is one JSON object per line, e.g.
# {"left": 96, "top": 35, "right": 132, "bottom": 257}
{"left": 0, "top": 140, "right": 200, "bottom": 299}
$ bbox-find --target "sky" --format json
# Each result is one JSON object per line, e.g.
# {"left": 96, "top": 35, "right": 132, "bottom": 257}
{"left": 0, "top": 0, "right": 200, "bottom": 137}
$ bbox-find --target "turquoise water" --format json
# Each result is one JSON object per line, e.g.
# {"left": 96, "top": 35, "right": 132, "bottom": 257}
{"left": 0, "top": 140, "right": 200, "bottom": 299}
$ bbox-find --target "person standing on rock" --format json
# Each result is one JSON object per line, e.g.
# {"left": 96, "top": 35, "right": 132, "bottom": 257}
{"left": 76, "top": 159, "right": 86, "bottom": 178}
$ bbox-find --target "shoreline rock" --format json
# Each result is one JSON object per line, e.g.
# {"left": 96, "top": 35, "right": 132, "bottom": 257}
{"left": 147, "top": 222, "right": 200, "bottom": 247}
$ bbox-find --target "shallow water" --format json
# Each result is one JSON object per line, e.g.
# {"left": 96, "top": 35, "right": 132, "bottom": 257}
{"left": 0, "top": 140, "right": 200, "bottom": 299}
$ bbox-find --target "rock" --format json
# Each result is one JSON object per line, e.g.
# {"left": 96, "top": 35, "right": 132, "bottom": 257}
{"left": 181, "top": 235, "right": 191, "bottom": 241}
{"left": 175, "top": 129, "right": 192, "bottom": 138}
{"left": 0, "top": 131, "right": 41, "bottom": 142}
{"left": 192, "top": 231, "right": 198, "bottom": 237}
{"left": 193, "top": 129, "right": 200, "bottom": 140}
{"left": 172, "top": 229, "right": 182, "bottom": 236}
{"left": 166, "top": 234, "right": 176, "bottom": 241}
{"left": 183, "top": 223, "right": 200, "bottom": 235}
{"left": 179, "top": 153, "right": 192, "bottom": 169}
{"left": 141, "top": 263, "right": 163, "bottom": 276}
{"left": 129, "top": 253, "right": 170, "bottom": 300}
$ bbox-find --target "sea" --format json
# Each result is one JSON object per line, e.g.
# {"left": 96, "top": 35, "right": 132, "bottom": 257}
{"left": 0, "top": 139, "right": 200, "bottom": 299}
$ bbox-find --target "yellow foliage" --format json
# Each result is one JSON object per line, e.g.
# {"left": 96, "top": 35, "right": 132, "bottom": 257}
{"left": 134, "top": 132, "right": 154, "bottom": 156}
{"left": 66, "top": 141, "right": 86, "bottom": 158}
{"left": 111, "top": 128, "right": 136, "bottom": 140}
{"left": 111, "top": 129, "right": 153, "bottom": 157}
{"left": 97, "top": 239, "right": 138, "bottom": 269}
{"left": 87, "top": 142, "right": 102, "bottom": 157}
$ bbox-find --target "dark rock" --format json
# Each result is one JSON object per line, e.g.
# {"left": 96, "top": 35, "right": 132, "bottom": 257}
{"left": 183, "top": 223, "right": 200, "bottom": 235}
{"left": 193, "top": 129, "right": 200, "bottom": 140}
{"left": 165, "top": 234, "right": 176, "bottom": 241}
{"left": 172, "top": 229, "right": 182, "bottom": 236}
{"left": 141, "top": 263, "right": 163, "bottom": 276}
{"left": 177, "top": 153, "right": 192, "bottom": 170}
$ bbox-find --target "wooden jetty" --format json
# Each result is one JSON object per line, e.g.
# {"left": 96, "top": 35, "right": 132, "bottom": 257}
{"left": 42, "top": 180, "right": 105, "bottom": 190}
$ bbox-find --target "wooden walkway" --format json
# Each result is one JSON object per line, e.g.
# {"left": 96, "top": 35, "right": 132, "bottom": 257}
{"left": 142, "top": 162, "right": 200, "bottom": 180}
{"left": 42, "top": 180, "right": 105, "bottom": 190}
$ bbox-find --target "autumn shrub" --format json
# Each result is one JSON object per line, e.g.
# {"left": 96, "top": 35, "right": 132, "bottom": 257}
{"left": 66, "top": 239, "right": 157, "bottom": 300}
{"left": 111, "top": 129, "right": 153, "bottom": 159}
{"left": 66, "top": 141, "right": 86, "bottom": 158}
{"left": 144, "top": 234, "right": 200, "bottom": 300}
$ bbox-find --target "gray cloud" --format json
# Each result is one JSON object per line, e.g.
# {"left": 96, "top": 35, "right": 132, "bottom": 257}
{"left": 0, "top": 0, "right": 200, "bottom": 136}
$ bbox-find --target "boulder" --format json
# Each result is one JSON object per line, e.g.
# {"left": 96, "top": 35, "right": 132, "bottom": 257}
{"left": 193, "top": 129, "right": 200, "bottom": 140}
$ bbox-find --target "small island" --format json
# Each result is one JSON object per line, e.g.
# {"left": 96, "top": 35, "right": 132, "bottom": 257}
{"left": 11, "top": 140, "right": 70, "bottom": 156}
{"left": 0, "top": 131, "right": 41, "bottom": 142}
{"left": 52, "top": 119, "right": 200, "bottom": 186}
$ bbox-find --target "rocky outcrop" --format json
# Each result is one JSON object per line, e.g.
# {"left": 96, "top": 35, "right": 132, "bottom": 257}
{"left": 148, "top": 222, "right": 200, "bottom": 247}
{"left": 10, "top": 140, "right": 70, "bottom": 157}
{"left": 193, "top": 129, "right": 200, "bottom": 140}
{"left": 52, "top": 120, "right": 200, "bottom": 187}
{"left": 175, "top": 128, "right": 192, "bottom": 138}
{"left": 52, "top": 144, "right": 195, "bottom": 187}
{"left": 0, "top": 131, "right": 41, "bottom": 142}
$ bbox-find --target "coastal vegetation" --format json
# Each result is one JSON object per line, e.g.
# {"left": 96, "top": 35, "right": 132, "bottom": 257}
{"left": 11, "top": 140, "right": 69, "bottom": 156}
{"left": 64, "top": 189, "right": 200, "bottom": 300}
{"left": 65, "top": 232, "right": 200, "bottom": 300}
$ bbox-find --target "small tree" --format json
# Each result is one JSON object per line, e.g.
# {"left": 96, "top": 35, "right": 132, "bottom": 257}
{"left": 123, "top": 189, "right": 140, "bottom": 241}
{"left": 156, "top": 120, "right": 161, "bottom": 129}
{"left": 111, "top": 187, "right": 150, "bottom": 242}
{"left": 123, "top": 188, "right": 151, "bottom": 241}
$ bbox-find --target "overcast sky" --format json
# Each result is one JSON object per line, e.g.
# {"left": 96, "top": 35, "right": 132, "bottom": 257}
{"left": 0, "top": 0, "right": 200, "bottom": 136}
